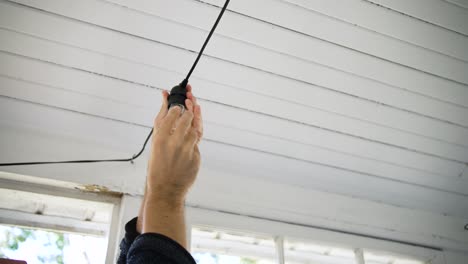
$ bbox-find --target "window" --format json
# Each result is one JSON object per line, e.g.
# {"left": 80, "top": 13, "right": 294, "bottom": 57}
{"left": 0, "top": 224, "right": 107, "bottom": 264}
{"left": 284, "top": 238, "right": 355, "bottom": 264}
{"left": 0, "top": 185, "right": 117, "bottom": 264}
{"left": 191, "top": 230, "right": 431, "bottom": 264}
{"left": 187, "top": 208, "right": 442, "bottom": 264}
{"left": 191, "top": 226, "right": 277, "bottom": 264}
{"left": 363, "top": 250, "right": 425, "bottom": 264}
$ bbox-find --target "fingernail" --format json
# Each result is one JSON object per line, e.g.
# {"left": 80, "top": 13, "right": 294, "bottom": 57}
{"left": 169, "top": 105, "right": 181, "bottom": 112}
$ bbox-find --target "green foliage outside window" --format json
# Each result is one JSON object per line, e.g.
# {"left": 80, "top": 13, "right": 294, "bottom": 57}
{"left": 0, "top": 225, "right": 67, "bottom": 264}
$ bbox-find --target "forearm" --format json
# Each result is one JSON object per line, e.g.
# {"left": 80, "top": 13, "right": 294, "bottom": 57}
{"left": 142, "top": 193, "right": 187, "bottom": 249}
{"left": 136, "top": 186, "right": 147, "bottom": 233}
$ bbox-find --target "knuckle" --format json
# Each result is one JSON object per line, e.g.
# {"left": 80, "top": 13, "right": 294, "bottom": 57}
{"left": 171, "top": 105, "right": 182, "bottom": 114}
{"left": 189, "top": 129, "right": 198, "bottom": 140}
{"left": 153, "top": 116, "right": 160, "bottom": 126}
{"left": 167, "top": 139, "right": 179, "bottom": 149}
{"left": 185, "top": 111, "right": 194, "bottom": 120}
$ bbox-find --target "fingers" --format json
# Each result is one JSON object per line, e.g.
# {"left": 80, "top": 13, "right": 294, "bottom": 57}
{"left": 185, "top": 97, "right": 194, "bottom": 112}
{"left": 174, "top": 100, "right": 194, "bottom": 139}
{"left": 156, "top": 83, "right": 202, "bottom": 146}
{"left": 193, "top": 104, "right": 203, "bottom": 141}
{"left": 184, "top": 127, "right": 199, "bottom": 151}
{"left": 159, "top": 105, "right": 183, "bottom": 135}
{"left": 187, "top": 91, "right": 203, "bottom": 141}
{"left": 154, "top": 90, "right": 169, "bottom": 126}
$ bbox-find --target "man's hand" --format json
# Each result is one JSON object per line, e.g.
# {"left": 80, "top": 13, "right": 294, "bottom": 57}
{"left": 140, "top": 84, "right": 203, "bottom": 248}
{"left": 147, "top": 84, "right": 203, "bottom": 204}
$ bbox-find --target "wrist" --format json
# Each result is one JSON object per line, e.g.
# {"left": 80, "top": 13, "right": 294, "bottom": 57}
{"left": 146, "top": 188, "right": 186, "bottom": 208}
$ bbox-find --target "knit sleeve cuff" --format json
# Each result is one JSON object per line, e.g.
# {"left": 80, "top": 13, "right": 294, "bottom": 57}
{"left": 127, "top": 233, "right": 196, "bottom": 264}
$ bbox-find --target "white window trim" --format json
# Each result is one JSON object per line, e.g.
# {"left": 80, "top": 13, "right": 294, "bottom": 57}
{"left": 274, "top": 236, "right": 285, "bottom": 264}
{"left": 186, "top": 206, "right": 445, "bottom": 264}
{"left": 0, "top": 177, "right": 121, "bottom": 264}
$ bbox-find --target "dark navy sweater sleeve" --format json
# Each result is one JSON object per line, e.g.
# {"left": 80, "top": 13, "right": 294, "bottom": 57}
{"left": 127, "top": 233, "right": 196, "bottom": 264}
{"left": 118, "top": 217, "right": 196, "bottom": 264}
{"left": 117, "top": 217, "right": 141, "bottom": 264}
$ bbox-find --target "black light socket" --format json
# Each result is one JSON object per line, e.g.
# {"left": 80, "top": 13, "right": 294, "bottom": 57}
{"left": 168, "top": 79, "right": 189, "bottom": 109}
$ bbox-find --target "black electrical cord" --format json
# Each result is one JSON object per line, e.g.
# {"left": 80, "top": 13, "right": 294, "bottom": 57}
{"left": 0, "top": 0, "right": 230, "bottom": 167}
{"left": 0, "top": 129, "right": 154, "bottom": 166}
{"left": 185, "top": 0, "right": 230, "bottom": 83}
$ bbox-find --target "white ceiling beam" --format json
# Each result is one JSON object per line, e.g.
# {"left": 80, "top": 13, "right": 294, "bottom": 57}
{"left": 201, "top": 0, "right": 468, "bottom": 66}
{"left": 364, "top": 0, "right": 468, "bottom": 35}
{"left": 108, "top": 0, "right": 468, "bottom": 92}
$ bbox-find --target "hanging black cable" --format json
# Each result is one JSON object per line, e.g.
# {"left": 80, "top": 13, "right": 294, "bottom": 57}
{"left": 185, "top": 0, "right": 230, "bottom": 82}
{"left": 0, "top": 129, "right": 154, "bottom": 166}
{"left": 0, "top": 0, "right": 230, "bottom": 167}
{"left": 168, "top": 0, "right": 230, "bottom": 110}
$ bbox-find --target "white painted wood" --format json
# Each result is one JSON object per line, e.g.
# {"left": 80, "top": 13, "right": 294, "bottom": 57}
{"left": 8, "top": 0, "right": 468, "bottom": 110}
{"left": 4, "top": 30, "right": 468, "bottom": 178}
{"left": 186, "top": 207, "right": 445, "bottom": 261}
{"left": 275, "top": 236, "right": 285, "bottom": 264}
{"left": 0, "top": 180, "right": 118, "bottom": 238}
{"left": 366, "top": 0, "right": 468, "bottom": 36}
{"left": 0, "top": 176, "right": 122, "bottom": 205}
{"left": 1, "top": 27, "right": 468, "bottom": 167}
{"left": 1, "top": 98, "right": 468, "bottom": 246}
{"left": 202, "top": 0, "right": 468, "bottom": 63}
{"left": 113, "top": 194, "right": 140, "bottom": 263}
{"left": 354, "top": 248, "right": 365, "bottom": 264}
{"left": 2, "top": 96, "right": 468, "bottom": 214}
{"left": 0, "top": 208, "right": 108, "bottom": 236}
{"left": 114, "top": 196, "right": 140, "bottom": 248}
{"left": 444, "top": 250, "right": 468, "bottom": 264}
{"left": 1, "top": 114, "right": 467, "bottom": 252}
{"left": 192, "top": 236, "right": 278, "bottom": 262}
{"left": 1, "top": 2, "right": 466, "bottom": 148}
{"left": 462, "top": 165, "right": 468, "bottom": 180}
{"left": 1, "top": 3, "right": 468, "bottom": 152}
{"left": 3, "top": 69, "right": 468, "bottom": 196}
{"left": 104, "top": 0, "right": 468, "bottom": 89}
{"left": 429, "top": 253, "right": 447, "bottom": 264}
{"left": 1, "top": 51, "right": 467, "bottom": 179}
{"left": 1, "top": 45, "right": 467, "bottom": 172}
{"left": 446, "top": 0, "right": 468, "bottom": 9}
{"left": 0, "top": 188, "right": 113, "bottom": 223}
{"left": 188, "top": 171, "right": 468, "bottom": 250}
{"left": 105, "top": 202, "right": 120, "bottom": 264}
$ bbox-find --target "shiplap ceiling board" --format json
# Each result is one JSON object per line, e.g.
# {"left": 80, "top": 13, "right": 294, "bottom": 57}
{"left": 1, "top": 0, "right": 468, "bottom": 251}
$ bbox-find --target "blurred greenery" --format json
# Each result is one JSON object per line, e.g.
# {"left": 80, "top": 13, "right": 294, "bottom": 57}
{"left": 1, "top": 227, "right": 34, "bottom": 251}
{"left": 240, "top": 258, "right": 258, "bottom": 264}
{"left": 0, "top": 226, "right": 68, "bottom": 264}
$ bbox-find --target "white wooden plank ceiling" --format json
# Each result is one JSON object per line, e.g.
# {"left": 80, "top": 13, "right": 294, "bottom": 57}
{"left": 0, "top": 0, "right": 468, "bottom": 251}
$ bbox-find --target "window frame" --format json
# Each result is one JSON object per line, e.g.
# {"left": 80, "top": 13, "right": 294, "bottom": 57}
{"left": 186, "top": 207, "right": 444, "bottom": 264}
{"left": 0, "top": 177, "right": 121, "bottom": 264}
{"left": 0, "top": 176, "right": 447, "bottom": 264}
